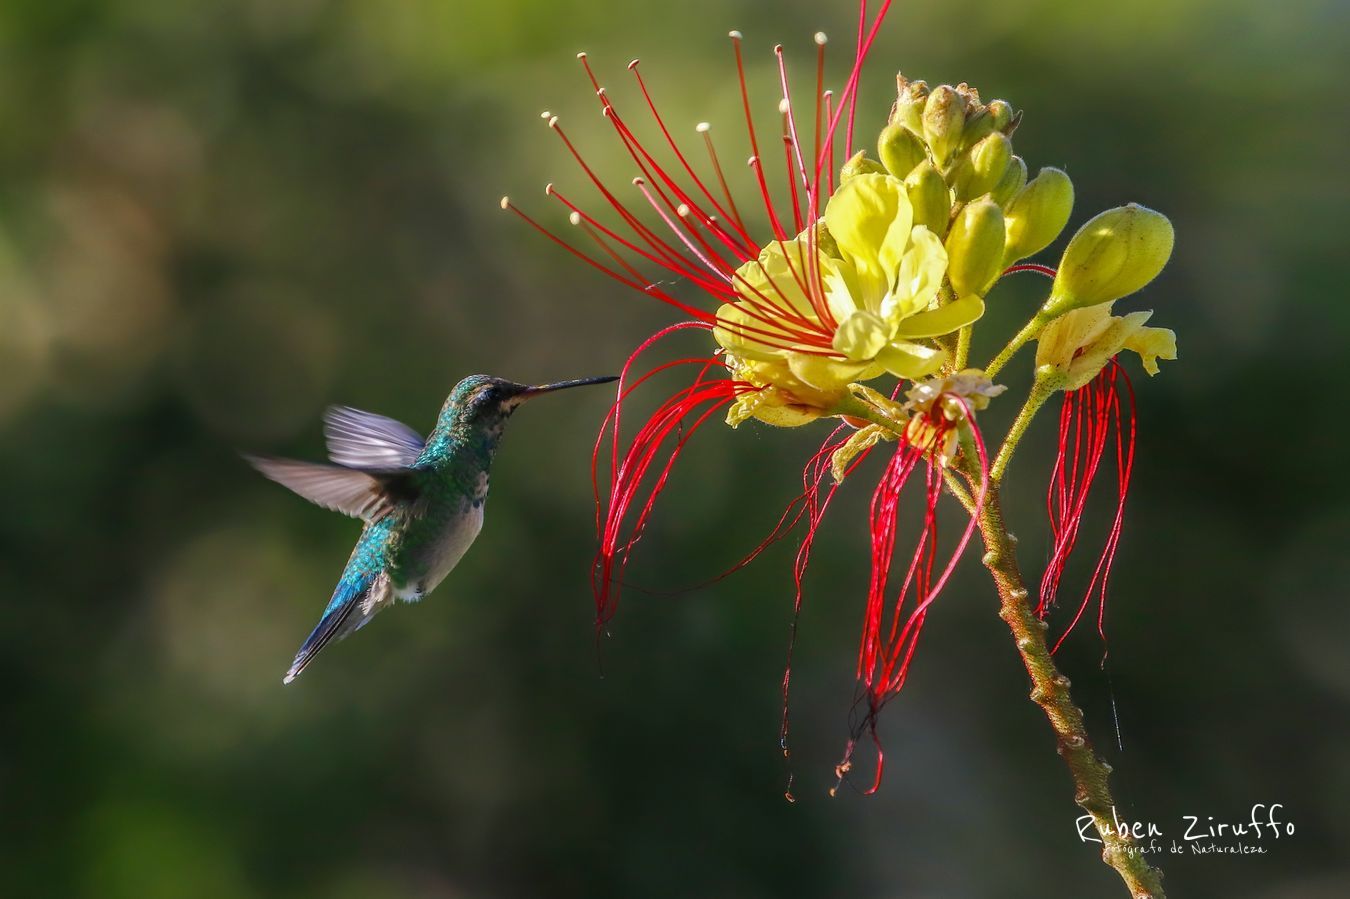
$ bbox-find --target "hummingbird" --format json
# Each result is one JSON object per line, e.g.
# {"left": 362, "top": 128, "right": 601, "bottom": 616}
{"left": 247, "top": 373, "right": 617, "bottom": 684}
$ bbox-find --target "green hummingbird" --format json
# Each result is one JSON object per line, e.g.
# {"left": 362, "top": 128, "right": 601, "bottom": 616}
{"left": 248, "top": 373, "right": 616, "bottom": 684}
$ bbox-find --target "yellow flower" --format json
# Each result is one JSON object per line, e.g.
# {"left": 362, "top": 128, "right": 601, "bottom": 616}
{"left": 713, "top": 173, "right": 984, "bottom": 400}
{"left": 1035, "top": 304, "right": 1177, "bottom": 390}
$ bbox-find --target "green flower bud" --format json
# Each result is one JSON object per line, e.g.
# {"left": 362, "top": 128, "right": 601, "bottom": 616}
{"left": 991, "top": 155, "right": 1028, "bottom": 207}
{"left": 952, "top": 132, "right": 1012, "bottom": 201}
{"left": 878, "top": 122, "right": 927, "bottom": 180}
{"left": 904, "top": 160, "right": 952, "bottom": 238}
{"left": 945, "top": 196, "right": 1006, "bottom": 296}
{"left": 1003, "top": 167, "right": 1074, "bottom": 265}
{"left": 840, "top": 150, "right": 887, "bottom": 183}
{"left": 987, "top": 100, "right": 1015, "bottom": 133}
{"left": 1043, "top": 203, "right": 1175, "bottom": 316}
{"left": 960, "top": 109, "right": 993, "bottom": 150}
{"left": 922, "top": 85, "right": 965, "bottom": 167}
{"left": 891, "top": 74, "right": 929, "bottom": 133}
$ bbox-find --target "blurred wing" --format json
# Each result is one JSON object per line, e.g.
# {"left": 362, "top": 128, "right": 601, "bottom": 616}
{"left": 246, "top": 456, "right": 398, "bottom": 521}
{"left": 323, "top": 406, "right": 425, "bottom": 469}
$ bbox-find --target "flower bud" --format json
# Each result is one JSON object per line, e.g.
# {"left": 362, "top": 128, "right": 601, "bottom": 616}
{"left": 922, "top": 85, "right": 965, "bottom": 167}
{"left": 987, "top": 100, "right": 1015, "bottom": 133}
{"left": 952, "top": 132, "right": 1012, "bottom": 201}
{"left": 840, "top": 150, "right": 887, "bottom": 183}
{"left": 1002, "top": 167, "right": 1074, "bottom": 265}
{"left": 878, "top": 122, "right": 927, "bottom": 180}
{"left": 991, "top": 155, "right": 1027, "bottom": 207}
{"left": 904, "top": 161, "right": 952, "bottom": 238}
{"left": 1043, "top": 204, "right": 1175, "bottom": 316}
{"left": 891, "top": 74, "right": 929, "bottom": 133}
{"left": 945, "top": 196, "right": 1006, "bottom": 296}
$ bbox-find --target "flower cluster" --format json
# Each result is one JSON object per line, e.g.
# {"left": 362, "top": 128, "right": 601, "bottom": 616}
{"left": 504, "top": 1, "right": 1177, "bottom": 792}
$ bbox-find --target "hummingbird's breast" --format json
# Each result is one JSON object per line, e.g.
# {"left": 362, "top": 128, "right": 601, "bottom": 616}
{"left": 394, "top": 473, "right": 488, "bottom": 601}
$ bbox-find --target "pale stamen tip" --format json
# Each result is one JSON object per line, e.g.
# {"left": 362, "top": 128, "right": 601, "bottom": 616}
{"left": 728, "top": 30, "right": 743, "bottom": 40}
{"left": 695, "top": 121, "right": 711, "bottom": 133}
{"left": 543, "top": 182, "right": 555, "bottom": 195}
{"left": 568, "top": 211, "right": 582, "bottom": 226}
{"left": 626, "top": 58, "right": 640, "bottom": 70}
{"left": 539, "top": 110, "right": 551, "bottom": 119}
{"left": 747, "top": 155, "right": 759, "bottom": 166}
{"left": 814, "top": 32, "right": 828, "bottom": 45}
{"left": 632, "top": 176, "right": 646, "bottom": 186}
{"left": 576, "top": 51, "right": 587, "bottom": 59}
{"left": 547, "top": 115, "right": 559, "bottom": 128}
{"left": 676, "top": 203, "right": 691, "bottom": 216}
{"left": 774, "top": 43, "right": 785, "bottom": 54}
{"left": 778, "top": 98, "right": 791, "bottom": 114}
{"left": 499, "top": 196, "right": 511, "bottom": 210}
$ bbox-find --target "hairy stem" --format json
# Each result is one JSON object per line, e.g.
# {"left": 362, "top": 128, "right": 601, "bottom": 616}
{"left": 839, "top": 382, "right": 1166, "bottom": 896}
{"left": 956, "top": 471, "right": 1168, "bottom": 898}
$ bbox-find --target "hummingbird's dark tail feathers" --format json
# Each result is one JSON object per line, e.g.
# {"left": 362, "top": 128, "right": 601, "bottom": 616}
{"left": 283, "top": 572, "right": 390, "bottom": 684}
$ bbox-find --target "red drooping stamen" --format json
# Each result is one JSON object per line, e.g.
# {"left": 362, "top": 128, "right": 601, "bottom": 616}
{"left": 1039, "top": 360, "right": 1136, "bottom": 654}
{"left": 778, "top": 423, "right": 873, "bottom": 771}
{"left": 834, "top": 400, "right": 991, "bottom": 795}
{"left": 592, "top": 326, "right": 763, "bottom": 627}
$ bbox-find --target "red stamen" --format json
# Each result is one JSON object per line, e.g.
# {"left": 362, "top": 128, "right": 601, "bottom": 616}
{"left": 1039, "top": 360, "right": 1137, "bottom": 654}
{"left": 837, "top": 398, "right": 990, "bottom": 795}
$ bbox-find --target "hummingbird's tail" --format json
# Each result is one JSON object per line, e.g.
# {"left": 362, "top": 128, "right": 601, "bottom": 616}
{"left": 283, "top": 572, "right": 389, "bottom": 684}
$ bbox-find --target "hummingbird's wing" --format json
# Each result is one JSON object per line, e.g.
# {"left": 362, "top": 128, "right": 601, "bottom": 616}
{"left": 246, "top": 455, "right": 404, "bottom": 522}
{"left": 284, "top": 570, "right": 393, "bottom": 684}
{"left": 323, "top": 406, "right": 425, "bottom": 469}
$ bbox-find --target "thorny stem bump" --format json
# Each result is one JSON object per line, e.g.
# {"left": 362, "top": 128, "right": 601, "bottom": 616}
{"left": 840, "top": 385, "right": 1167, "bottom": 898}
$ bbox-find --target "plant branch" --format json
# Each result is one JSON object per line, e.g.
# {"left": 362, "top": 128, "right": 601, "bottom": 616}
{"left": 955, "top": 473, "right": 1168, "bottom": 898}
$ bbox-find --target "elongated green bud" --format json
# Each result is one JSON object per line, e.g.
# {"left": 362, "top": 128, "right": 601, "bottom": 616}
{"left": 953, "top": 132, "right": 1012, "bottom": 201}
{"left": 878, "top": 122, "right": 927, "bottom": 179}
{"left": 922, "top": 85, "right": 965, "bottom": 167}
{"left": 1043, "top": 204, "right": 1175, "bottom": 316}
{"left": 840, "top": 150, "right": 887, "bottom": 183}
{"left": 1003, "top": 167, "right": 1074, "bottom": 265}
{"left": 905, "top": 160, "right": 952, "bottom": 238}
{"left": 892, "top": 74, "right": 929, "bottom": 133}
{"left": 991, "top": 155, "right": 1028, "bottom": 207}
{"left": 945, "top": 196, "right": 1006, "bottom": 296}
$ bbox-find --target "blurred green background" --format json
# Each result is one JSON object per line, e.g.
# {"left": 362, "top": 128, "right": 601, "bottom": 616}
{"left": 2, "top": 0, "right": 1347, "bottom": 896}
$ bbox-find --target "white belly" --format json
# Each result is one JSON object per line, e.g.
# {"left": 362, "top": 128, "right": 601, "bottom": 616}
{"left": 394, "top": 503, "right": 484, "bottom": 602}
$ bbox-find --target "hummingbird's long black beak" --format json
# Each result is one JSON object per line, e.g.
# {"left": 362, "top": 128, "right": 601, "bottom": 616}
{"left": 519, "top": 375, "right": 619, "bottom": 399}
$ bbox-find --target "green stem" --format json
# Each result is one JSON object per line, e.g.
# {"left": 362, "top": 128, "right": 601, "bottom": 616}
{"left": 985, "top": 311, "right": 1050, "bottom": 379}
{"left": 954, "top": 324, "right": 973, "bottom": 371}
{"left": 838, "top": 382, "right": 1167, "bottom": 897}
{"left": 954, "top": 470, "right": 1168, "bottom": 899}
{"left": 991, "top": 366, "right": 1063, "bottom": 482}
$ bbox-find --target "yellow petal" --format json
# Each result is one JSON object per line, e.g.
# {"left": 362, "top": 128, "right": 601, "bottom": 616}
{"left": 823, "top": 173, "right": 913, "bottom": 309}
{"left": 732, "top": 239, "right": 823, "bottom": 321}
{"left": 875, "top": 341, "right": 948, "bottom": 379}
{"left": 893, "top": 294, "right": 985, "bottom": 339}
{"left": 712, "top": 303, "right": 785, "bottom": 361}
{"left": 1124, "top": 325, "right": 1177, "bottom": 375}
{"left": 882, "top": 226, "right": 948, "bottom": 323}
{"left": 1034, "top": 305, "right": 1113, "bottom": 370}
{"left": 831, "top": 310, "right": 890, "bottom": 361}
{"left": 788, "top": 352, "right": 874, "bottom": 391}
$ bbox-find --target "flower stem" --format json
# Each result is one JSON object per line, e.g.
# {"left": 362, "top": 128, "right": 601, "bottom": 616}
{"left": 956, "top": 474, "right": 1168, "bottom": 899}
{"left": 985, "top": 311, "right": 1051, "bottom": 379}
{"left": 842, "top": 379, "right": 1167, "bottom": 896}
{"left": 991, "top": 366, "right": 1063, "bottom": 482}
{"left": 954, "top": 324, "right": 973, "bottom": 371}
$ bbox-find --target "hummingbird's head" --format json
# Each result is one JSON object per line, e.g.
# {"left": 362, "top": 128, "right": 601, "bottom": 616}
{"left": 444, "top": 373, "right": 618, "bottom": 429}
